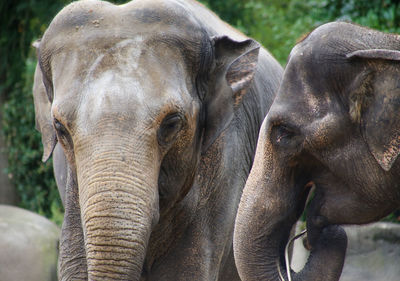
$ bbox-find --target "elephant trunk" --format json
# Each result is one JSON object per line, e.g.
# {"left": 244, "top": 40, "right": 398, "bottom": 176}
{"left": 76, "top": 138, "right": 159, "bottom": 281}
{"left": 233, "top": 121, "right": 347, "bottom": 281}
{"left": 234, "top": 155, "right": 295, "bottom": 280}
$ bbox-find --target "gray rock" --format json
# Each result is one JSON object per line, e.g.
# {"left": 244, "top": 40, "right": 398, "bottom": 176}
{"left": 0, "top": 205, "right": 60, "bottom": 281}
{"left": 292, "top": 222, "right": 400, "bottom": 281}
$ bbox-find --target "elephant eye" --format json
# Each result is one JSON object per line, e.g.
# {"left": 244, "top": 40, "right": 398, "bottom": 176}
{"left": 270, "top": 124, "right": 297, "bottom": 146}
{"left": 54, "top": 119, "right": 67, "bottom": 134}
{"left": 54, "top": 118, "right": 72, "bottom": 147}
{"left": 158, "top": 113, "right": 183, "bottom": 146}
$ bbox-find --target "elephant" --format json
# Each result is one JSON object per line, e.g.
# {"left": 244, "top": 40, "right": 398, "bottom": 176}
{"left": 32, "top": 0, "right": 283, "bottom": 280}
{"left": 233, "top": 21, "right": 400, "bottom": 281}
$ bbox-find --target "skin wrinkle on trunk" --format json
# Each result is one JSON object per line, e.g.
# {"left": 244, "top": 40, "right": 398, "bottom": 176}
{"left": 74, "top": 135, "right": 160, "bottom": 281}
{"left": 82, "top": 172, "right": 156, "bottom": 280}
{"left": 59, "top": 164, "right": 88, "bottom": 281}
{"left": 235, "top": 190, "right": 293, "bottom": 280}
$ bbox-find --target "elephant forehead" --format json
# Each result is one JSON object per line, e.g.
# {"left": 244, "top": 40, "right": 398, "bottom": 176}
{"left": 53, "top": 38, "right": 190, "bottom": 103}
{"left": 82, "top": 70, "right": 145, "bottom": 111}
{"left": 84, "top": 38, "right": 146, "bottom": 79}
{"left": 40, "top": 0, "right": 207, "bottom": 63}
{"left": 50, "top": 37, "right": 145, "bottom": 96}
{"left": 43, "top": 0, "right": 204, "bottom": 37}
{"left": 75, "top": 67, "right": 192, "bottom": 130}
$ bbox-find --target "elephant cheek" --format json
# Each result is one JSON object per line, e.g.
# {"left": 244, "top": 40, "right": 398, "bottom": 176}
{"left": 306, "top": 188, "right": 379, "bottom": 248}
{"left": 316, "top": 197, "right": 387, "bottom": 226}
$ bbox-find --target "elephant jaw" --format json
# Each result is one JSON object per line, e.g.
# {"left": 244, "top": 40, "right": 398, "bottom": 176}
{"left": 303, "top": 180, "right": 362, "bottom": 249}
{"left": 303, "top": 180, "right": 344, "bottom": 249}
{"left": 304, "top": 179, "right": 383, "bottom": 231}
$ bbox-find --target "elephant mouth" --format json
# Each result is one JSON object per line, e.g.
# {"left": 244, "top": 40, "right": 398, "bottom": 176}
{"left": 294, "top": 180, "right": 315, "bottom": 220}
{"left": 303, "top": 181, "right": 332, "bottom": 247}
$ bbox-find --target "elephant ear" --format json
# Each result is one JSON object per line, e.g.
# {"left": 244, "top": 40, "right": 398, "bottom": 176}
{"left": 32, "top": 40, "right": 57, "bottom": 162}
{"left": 202, "top": 36, "right": 260, "bottom": 151}
{"left": 347, "top": 49, "right": 400, "bottom": 171}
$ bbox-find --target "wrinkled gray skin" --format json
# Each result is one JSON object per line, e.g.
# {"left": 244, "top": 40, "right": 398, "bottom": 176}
{"left": 234, "top": 21, "right": 400, "bottom": 281}
{"left": 32, "top": 0, "right": 283, "bottom": 280}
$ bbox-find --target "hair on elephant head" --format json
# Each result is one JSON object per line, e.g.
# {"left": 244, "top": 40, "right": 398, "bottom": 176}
{"left": 234, "top": 21, "right": 400, "bottom": 281}
{"left": 32, "top": 0, "right": 283, "bottom": 280}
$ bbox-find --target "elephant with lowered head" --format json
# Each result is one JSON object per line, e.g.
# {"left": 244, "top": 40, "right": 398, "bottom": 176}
{"left": 234, "top": 22, "right": 400, "bottom": 281}
{"left": 33, "top": 0, "right": 283, "bottom": 280}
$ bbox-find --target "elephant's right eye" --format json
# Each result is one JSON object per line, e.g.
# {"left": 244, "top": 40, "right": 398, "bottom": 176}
{"left": 54, "top": 119, "right": 72, "bottom": 148}
{"left": 53, "top": 119, "right": 62, "bottom": 130}
{"left": 54, "top": 119, "right": 67, "bottom": 134}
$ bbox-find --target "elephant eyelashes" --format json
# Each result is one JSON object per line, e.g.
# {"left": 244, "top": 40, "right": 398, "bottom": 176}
{"left": 157, "top": 113, "right": 184, "bottom": 146}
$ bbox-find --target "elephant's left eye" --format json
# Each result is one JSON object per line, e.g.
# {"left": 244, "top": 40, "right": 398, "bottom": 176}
{"left": 270, "top": 124, "right": 297, "bottom": 147}
{"left": 158, "top": 113, "right": 184, "bottom": 146}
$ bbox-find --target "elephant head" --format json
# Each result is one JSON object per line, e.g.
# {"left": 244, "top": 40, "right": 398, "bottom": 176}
{"left": 33, "top": 0, "right": 265, "bottom": 280}
{"left": 234, "top": 22, "right": 400, "bottom": 281}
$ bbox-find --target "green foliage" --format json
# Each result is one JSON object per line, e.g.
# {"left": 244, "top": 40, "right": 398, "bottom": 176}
{"left": 317, "top": 0, "right": 400, "bottom": 33}
{"left": 0, "top": 0, "right": 68, "bottom": 100}
{"left": 2, "top": 0, "right": 400, "bottom": 224}
{"left": 2, "top": 54, "right": 63, "bottom": 222}
{"left": 200, "top": 0, "right": 249, "bottom": 30}
{"left": 0, "top": 0, "right": 70, "bottom": 224}
{"left": 242, "top": 0, "right": 320, "bottom": 64}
